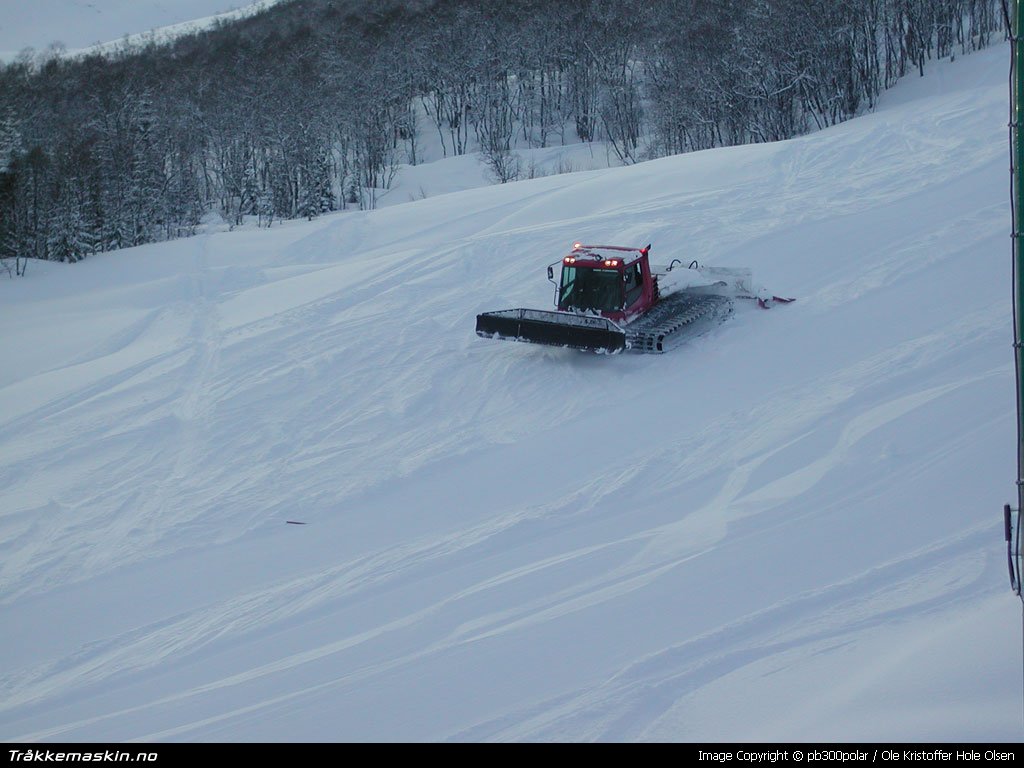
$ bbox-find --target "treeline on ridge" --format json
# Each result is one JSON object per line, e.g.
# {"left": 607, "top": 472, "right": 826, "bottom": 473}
{"left": 0, "top": 0, "right": 1004, "bottom": 270}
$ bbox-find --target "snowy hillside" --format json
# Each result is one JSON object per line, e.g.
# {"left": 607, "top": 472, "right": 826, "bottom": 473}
{"left": 0, "top": 45, "right": 1020, "bottom": 741}
{"left": 0, "top": 0, "right": 282, "bottom": 59}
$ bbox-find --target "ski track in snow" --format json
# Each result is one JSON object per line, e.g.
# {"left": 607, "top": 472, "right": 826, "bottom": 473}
{"left": 0, "top": 47, "right": 1020, "bottom": 741}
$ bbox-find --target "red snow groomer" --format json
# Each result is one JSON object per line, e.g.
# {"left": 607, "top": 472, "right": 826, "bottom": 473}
{"left": 475, "top": 242, "right": 791, "bottom": 354}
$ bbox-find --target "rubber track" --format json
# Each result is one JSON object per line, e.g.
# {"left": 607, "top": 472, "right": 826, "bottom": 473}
{"left": 625, "top": 293, "right": 732, "bottom": 353}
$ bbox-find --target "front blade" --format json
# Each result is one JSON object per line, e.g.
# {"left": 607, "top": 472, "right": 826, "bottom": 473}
{"left": 476, "top": 309, "right": 626, "bottom": 353}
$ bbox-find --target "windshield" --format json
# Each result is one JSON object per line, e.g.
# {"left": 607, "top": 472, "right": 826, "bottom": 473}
{"left": 560, "top": 266, "right": 623, "bottom": 312}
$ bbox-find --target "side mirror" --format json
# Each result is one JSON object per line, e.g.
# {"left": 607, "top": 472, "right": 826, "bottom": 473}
{"left": 547, "top": 266, "right": 554, "bottom": 280}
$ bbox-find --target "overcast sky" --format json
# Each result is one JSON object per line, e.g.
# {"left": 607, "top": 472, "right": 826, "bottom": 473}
{"left": 0, "top": 0, "right": 267, "bottom": 55}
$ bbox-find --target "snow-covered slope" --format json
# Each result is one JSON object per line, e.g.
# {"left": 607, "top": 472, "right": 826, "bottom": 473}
{"left": 0, "top": 0, "right": 282, "bottom": 60}
{"left": 0, "top": 46, "right": 1019, "bottom": 742}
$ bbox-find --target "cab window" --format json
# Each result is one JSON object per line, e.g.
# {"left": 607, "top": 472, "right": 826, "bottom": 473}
{"left": 624, "top": 263, "right": 643, "bottom": 306}
{"left": 560, "top": 266, "right": 623, "bottom": 312}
